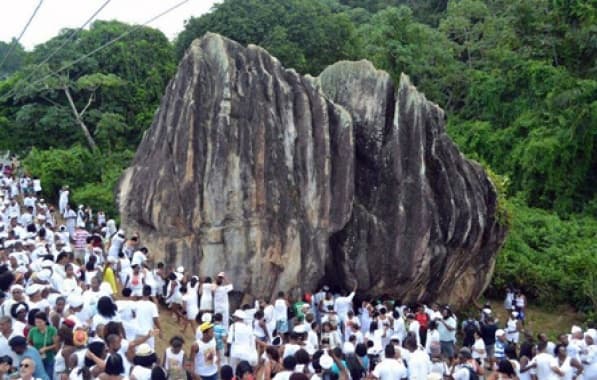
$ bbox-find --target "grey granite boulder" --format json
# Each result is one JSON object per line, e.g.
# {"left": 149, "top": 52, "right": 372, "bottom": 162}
{"left": 117, "top": 33, "right": 507, "bottom": 306}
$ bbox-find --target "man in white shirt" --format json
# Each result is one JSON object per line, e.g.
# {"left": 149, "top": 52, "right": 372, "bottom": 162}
{"left": 227, "top": 310, "right": 256, "bottom": 369}
{"left": 191, "top": 322, "right": 218, "bottom": 380}
{"left": 334, "top": 281, "right": 357, "bottom": 324}
{"left": 134, "top": 285, "right": 162, "bottom": 349}
{"left": 522, "top": 341, "right": 555, "bottom": 380}
{"left": 371, "top": 344, "right": 407, "bottom": 380}
{"left": 405, "top": 336, "right": 431, "bottom": 380}
{"left": 213, "top": 272, "right": 233, "bottom": 329}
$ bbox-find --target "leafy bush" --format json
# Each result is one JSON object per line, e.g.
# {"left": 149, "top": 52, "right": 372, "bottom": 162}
{"left": 22, "top": 145, "right": 99, "bottom": 203}
{"left": 22, "top": 146, "right": 133, "bottom": 220}
{"left": 488, "top": 197, "right": 597, "bottom": 311}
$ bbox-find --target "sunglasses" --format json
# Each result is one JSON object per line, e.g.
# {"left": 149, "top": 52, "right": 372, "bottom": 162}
{"left": 20, "top": 363, "right": 31, "bottom": 368}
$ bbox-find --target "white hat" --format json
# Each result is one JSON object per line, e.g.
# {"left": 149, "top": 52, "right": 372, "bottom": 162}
{"left": 201, "top": 313, "right": 212, "bottom": 323}
{"left": 319, "top": 353, "right": 334, "bottom": 369}
{"left": 233, "top": 310, "right": 246, "bottom": 320}
{"left": 342, "top": 342, "right": 355, "bottom": 354}
{"left": 26, "top": 284, "right": 43, "bottom": 295}
{"left": 176, "top": 266, "right": 184, "bottom": 273}
{"left": 496, "top": 329, "right": 506, "bottom": 337}
{"left": 482, "top": 308, "right": 492, "bottom": 315}
{"left": 135, "top": 343, "right": 154, "bottom": 356}
{"left": 36, "top": 269, "right": 52, "bottom": 282}
{"left": 585, "top": 328, "right": 596, "bottom": 341}
{"left": 571, "top": 325, "right": 583, "bottom": 334}
{"left": 512, "top": 311, "right": 519, "bottom": 318}
{"left": 293, "top": 324, "right": 306, "bottom": 334}
{"left": 68, "top": 295, "right": 84, "bottom": 308}
{"left": 217, "top": 272, "right": 225, "bottom": 277}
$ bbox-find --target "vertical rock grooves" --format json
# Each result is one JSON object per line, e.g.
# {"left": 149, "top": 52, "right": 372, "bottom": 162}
{"left": 118, "top": 33, "right": 507, "bottom": 306}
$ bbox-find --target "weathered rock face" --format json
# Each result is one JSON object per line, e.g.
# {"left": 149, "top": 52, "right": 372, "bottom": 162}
{"left": 117, "top": 33, "right": 507, "bottom": 306}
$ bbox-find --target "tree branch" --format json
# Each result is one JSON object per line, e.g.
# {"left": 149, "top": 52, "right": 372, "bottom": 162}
{"left": 63, "top": 85, "right": 98, "bottom": 151}
{"left": 80, "top": 92, "right": 95, "bottom": 117}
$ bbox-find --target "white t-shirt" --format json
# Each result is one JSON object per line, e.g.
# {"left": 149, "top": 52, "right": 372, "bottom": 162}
{"left": 472, "top": 338, "right": 487, "bottom": 361}
{"left": 228, "top": 322, "right": 255, "bottom": 359}
{"left": 133, "top": 299, "right": 158, "bottom": 335}
{"left": 452, "top": 365, "right": 472, "bottom": 380}
{"left": 372, "top": 358, "right": 407, "bottom": 380}
{"left": 407, "top": 349, "right": 431, "bottom": 380}
{"left": 194, "top": 338, "right": 217, "bottom": 377}
{"left": 529, "top": 352, "right": 554, "bottom": 380}
{"left": 334, "top": 292, "right": 355, "bottom": 322}
{"left": 213, "top": 284, "right": 233, "bottom": 311}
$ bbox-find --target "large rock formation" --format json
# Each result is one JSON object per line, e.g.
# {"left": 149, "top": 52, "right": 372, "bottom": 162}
{"left": 117, "top": 33, "right": 507, "bottom": 306}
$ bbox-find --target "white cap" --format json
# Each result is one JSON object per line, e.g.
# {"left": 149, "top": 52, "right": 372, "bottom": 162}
{"left": 319, "top": 353, "right": 334, "bottom": 369}
{"left": 26, "top": 284, "right": 43, "bottom": 295}
{"left": 342, "top": 342, "right": 355, "bottom": 354}
{"left": 201, "top": 313, "right": 212, "bottom": 322}
{"left": 233, "top": 310, "right": 246, "bottom": 320}
{"left": 496, "top": 329, "right": 505, "bottom": 337}
{"left": 571, "top": 325, "right": 582, "bottom": 334}
{"left": 68, "top": 295, "right": 84, "bottom": 308}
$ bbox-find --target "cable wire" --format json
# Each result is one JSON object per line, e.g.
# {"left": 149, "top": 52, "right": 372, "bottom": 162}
{"left": 1, "top": 0, "right": 192, "bottom": 101}
{"left": 0, "top": 0, "right": 44, "bottom": 71}
{"left": 33, "top": 0, "right": 112, "bottom": 71}
{"left": 2, "top": 0, "right": 112, "bottom": 99}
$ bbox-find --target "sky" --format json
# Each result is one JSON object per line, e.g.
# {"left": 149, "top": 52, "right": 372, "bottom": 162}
{"left": 0, "top": 0, "right": 219, "bottom": 50}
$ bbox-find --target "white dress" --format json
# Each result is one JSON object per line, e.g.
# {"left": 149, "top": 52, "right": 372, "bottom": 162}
{"left": 199, "top": 283, "right": 215, "bottom": 311}
{"left": 506, "top": 318, "right": 519, "bottom": 343}
{"left": 185, "top": 282, "right": 199, "bottom": 321}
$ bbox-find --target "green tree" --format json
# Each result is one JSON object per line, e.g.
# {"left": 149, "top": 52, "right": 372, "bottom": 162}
{"left": 175, "top": 0, "right": 359, "bottom": 75}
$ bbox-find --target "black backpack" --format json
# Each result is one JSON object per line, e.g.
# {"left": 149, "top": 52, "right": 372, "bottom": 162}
{"left": 465, "top": 365, "right": 479, "bottom": 380}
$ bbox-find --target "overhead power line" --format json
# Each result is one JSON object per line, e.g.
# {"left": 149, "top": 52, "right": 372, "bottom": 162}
{"left": 1, "top": 0, "right": 112, "bottom": 98}
{"left": 1, "top": 0, "right": 192, "bottom": 102}
{"left": 32, "top": 0, "right": 112, "bottom": 72}
{"left": 0, "top": 0, "right": 45, "bottom": 71}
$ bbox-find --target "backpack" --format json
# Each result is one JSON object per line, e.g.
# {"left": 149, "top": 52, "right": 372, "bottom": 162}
{"left": 464, "top": 365, "right": 479, "bottom": 380}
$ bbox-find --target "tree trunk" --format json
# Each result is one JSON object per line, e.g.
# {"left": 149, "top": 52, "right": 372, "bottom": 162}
{"left": 63, "top": 86, "right": 98, "bottom": 151}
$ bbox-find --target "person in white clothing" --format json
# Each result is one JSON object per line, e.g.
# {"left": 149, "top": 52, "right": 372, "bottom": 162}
{"left": 334, "top": 281, "right": 357, "bottom": 325}
{"left": 199, "top": 277, "right": 215, "bottom": 312}
{"left": 522, "top": 341, "right": 561, "bottom": 380}
{"left": 227, "top": 310, "right": 257, "bottom": 369}
{"left": 370, "top": 344, "right": 407, "bottom": 380}
{"left": 213, "top": 273, "right": 233, "bottom": 330}
{"left": 192, "top": 322, "right": 218, "bottom": 380}
{"left": 549, "top": 344, "right": 583, "bottom": 380}
{"left": 581, "top": 329, "right": 597, "bottom": 380}
{"left": 134, "top": 286, "right": 162, "bottom": 349}
{"left": 58, "top": 186, "right": 69, "bottom": 215}
{"left": 405, "top": 337, "right": 431, "bottom": 380}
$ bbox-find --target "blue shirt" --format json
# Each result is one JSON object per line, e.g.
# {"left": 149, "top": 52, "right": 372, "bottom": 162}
{"left": 16, "top": 346, "right": 49, "bottom": 380}
{"left": 213, "top": 324, "right": 227, "bottom": 351}
{"left": 494, "top": 340, "right": 506, "bottom": 360}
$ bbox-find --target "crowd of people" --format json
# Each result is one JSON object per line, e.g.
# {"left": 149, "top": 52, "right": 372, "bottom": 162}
{"left": 0, "top": 162, "right": 595, "bottom": 380}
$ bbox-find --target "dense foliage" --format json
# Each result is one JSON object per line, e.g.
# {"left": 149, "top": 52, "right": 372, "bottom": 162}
{"left": 0, "top": 0, "right": 595, "bottom": 309}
